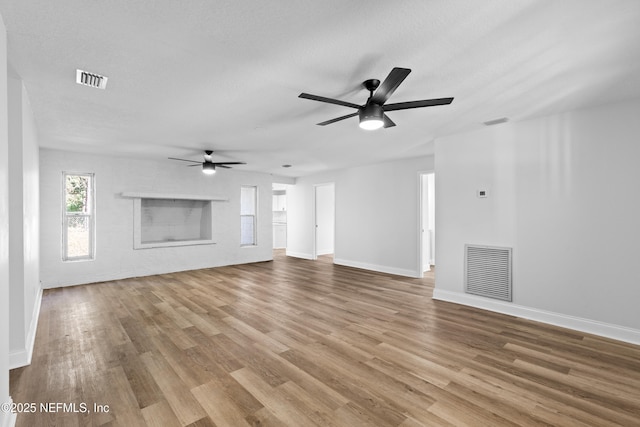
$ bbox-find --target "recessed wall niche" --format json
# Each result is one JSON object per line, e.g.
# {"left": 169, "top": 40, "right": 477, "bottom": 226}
{"left": 141, "top": 197, "right": 211, "bottom": 243}
{"left": 121, "top": 192, "right": 227, "bottom": 249}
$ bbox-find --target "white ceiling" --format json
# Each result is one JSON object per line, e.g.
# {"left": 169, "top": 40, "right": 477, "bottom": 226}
{"left": 1, "top": 0, "right": 640, "bottom": 177}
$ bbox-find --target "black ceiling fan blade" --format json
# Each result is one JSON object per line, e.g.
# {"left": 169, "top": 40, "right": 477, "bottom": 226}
{"left": 299, "top": 93, "right": 361, "bottom": 110}
{"left": 317, "top": 111, "right": 359, "bottom": 126}
{"left": 383, "top": 97, "right": 454, "bottom": 112}
{"left": 371, "top": 67, "right": 411, "bottom": 105}
{"left": 169, "top": 157, "right": 201, "bottom": 163}
{"left": 216, "top": 165, "right": 231, "bottom": 169}
{"left": 211, "top": 162, "right": 246, "bottom": 166}
{"left": 187, "top": 163, "right": 202, "bottom": 167}
{"left": 383, "top": 114, "right": 396, "bottom": 128}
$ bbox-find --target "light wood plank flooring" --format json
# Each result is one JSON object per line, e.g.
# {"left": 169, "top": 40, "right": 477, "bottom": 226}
{"left": 10, "top": 251, "right": 640, "bottom": 426}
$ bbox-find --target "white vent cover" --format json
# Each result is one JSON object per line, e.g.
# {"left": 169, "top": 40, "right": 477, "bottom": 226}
{"left": 464, "top": 244, "right": 512, "bottom": 301}
{"left": 76, "top": 69, "right": 108, "bottom": 89}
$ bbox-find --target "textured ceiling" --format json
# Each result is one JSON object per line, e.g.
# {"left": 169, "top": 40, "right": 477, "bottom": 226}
{"left": 1, "top": 0, "right": 640, "bottom": 177}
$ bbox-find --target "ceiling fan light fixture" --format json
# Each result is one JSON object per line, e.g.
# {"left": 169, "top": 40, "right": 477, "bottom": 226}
{"left": 202, "top": 162, "right": 216, "bottom": 174}
{"left": 359, "top": 104, "right": 384, "bottom": 130}
{"left": 300, "top": 67, "right": 453, "bottom": 130}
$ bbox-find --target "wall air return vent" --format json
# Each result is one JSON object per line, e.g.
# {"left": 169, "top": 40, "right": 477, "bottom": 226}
{"left": 76, "top": 69, "right": 108, "bottom": 89}
{"left": 464, "top": 244, "right": 512, "bottom": 301}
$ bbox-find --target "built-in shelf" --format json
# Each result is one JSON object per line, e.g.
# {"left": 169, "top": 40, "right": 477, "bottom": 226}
{"left": 135, "top": 239, "right": 215, "bottom": 250}
{"left": 122, "top": 192, "right": 226, "bottom": 249}
{"left": 121, "top": 191, "right": 228, "bottom": 201}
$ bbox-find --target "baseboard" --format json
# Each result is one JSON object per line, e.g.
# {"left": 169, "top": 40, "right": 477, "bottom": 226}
{"left": 333, "top": 258, "right": 419, "bottom": 278}
{"left": 41, "top": 255, "right": 275, "bottom": 288}
{"left": 41, "top": 270, "right": 133, "bottom": 288}
{"left": 8, "top": 348, "right": 27, "bottom": 370}
{"left": 9, "top": 286, "right": 43, "bottom": 369}
{"left": 0, "top": 397, "right": 17, "bottom": 427}
{"left": 285, "top": 250, "right": 314, "bottom": 260}
{"left": 316, "top": 249, "right": 333, "bottom": 256}
{"left": 432, "top": 289, "right": 640, "bottom": 345}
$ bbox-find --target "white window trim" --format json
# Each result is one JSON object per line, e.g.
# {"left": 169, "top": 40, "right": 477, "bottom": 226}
{"left": 62, "top": 172, "right": 95, "bottom": 262}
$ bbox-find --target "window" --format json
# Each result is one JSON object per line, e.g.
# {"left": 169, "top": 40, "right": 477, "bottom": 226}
{"left": 63, "top": 173, "right": 95, "bottom": 261}
{"left": 240, "top": 186, "right": 257, "bottom": 246}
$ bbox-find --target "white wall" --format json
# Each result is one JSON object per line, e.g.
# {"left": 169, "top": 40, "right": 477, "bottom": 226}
{"left": 40, "top": 149, "right": 273, "bottom": 287}
{"left": 7, "top": 75, "right": 41, "bottom": 369}
{"left": 287, "top": 156, "right": 434, "bottom": 277}
{"left": 0, "top": 13, "right": 17, "bottom": 427}
{"left": 434, "top": 98, "right": 640, "bottom": 343}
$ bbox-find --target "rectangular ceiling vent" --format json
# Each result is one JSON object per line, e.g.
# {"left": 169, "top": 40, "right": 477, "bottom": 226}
{"left": 483, "top": 117, "right": 509, "bottom": 126}
{"left": 76, "top": 69, "right": 108, "bottom": 90}
{"left": 464, "top": 244, "right": 512, "bottom": 301}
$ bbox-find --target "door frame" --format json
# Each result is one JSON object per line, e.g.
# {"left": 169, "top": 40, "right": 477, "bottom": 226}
{"left": 417, "top": 171, "right": 434, "bottom": 278}
{"left": 313, "top": 182, "right": 335, "bottom": 260}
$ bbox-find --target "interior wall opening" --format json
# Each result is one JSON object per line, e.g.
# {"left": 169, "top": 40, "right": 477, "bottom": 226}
{"left": 420, "top": 172, "right": 435, "bottom": 275}
{"left": 314, "top": 183, "right": 335, "bottom": 260}
{"left": 272, "top": 183, "right": 288, "bottom": 252}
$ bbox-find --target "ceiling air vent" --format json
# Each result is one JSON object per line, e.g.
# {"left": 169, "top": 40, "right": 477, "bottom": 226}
{"left": 483, "top": 117, "right": 508, "bottom": 126}
{"left": 76, "top": 69, "right": 108, "bottom": 90}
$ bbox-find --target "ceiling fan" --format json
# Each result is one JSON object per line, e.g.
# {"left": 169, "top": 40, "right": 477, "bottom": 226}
{"left": 299, "top": 67, "right": 453, "bottom": 130}
{"left": 168, "top": 150, "right": 246, "bottom": 175}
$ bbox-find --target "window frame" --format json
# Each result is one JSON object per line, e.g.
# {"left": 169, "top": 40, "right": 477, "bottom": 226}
{"left": 240, "top": 185, "right": 258, "bottom": 247}
{"left": 62, "top": 172, "right": 95, "bottom": 261}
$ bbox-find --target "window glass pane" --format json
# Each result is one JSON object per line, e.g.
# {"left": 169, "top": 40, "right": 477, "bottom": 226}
{"left": 66, "top": 175, "right": 90, "bottom": 213}
{"left": 240, "top": 186, "right": 256, "bottom": 215}
{"left": 240, "top": 186, "right": 257, "bottom": 246}
{"left": 63, "top": 172, "right": 94, "bottom": 261}
{"left": 66, "top": 215, "right": 91, "bottom": 258}
{"left": 240, "top": 215, "right": 255, "bottom": 246}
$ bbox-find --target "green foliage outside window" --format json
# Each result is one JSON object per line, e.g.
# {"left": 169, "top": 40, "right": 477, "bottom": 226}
{"left": 66, "top": 175, "right": 89, "bottom": 212}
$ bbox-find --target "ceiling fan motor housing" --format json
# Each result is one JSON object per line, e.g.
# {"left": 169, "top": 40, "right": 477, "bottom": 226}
{"left": 360, "top": 103, "right": 383, "bottom": 121}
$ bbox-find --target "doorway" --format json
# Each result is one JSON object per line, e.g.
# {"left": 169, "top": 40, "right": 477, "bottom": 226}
{"left": 419, "top": 172, "right": 435, "bottom": 276}
{"left": 314, "top": 183, "right": 335, "bottom": 260}
{"left": 272, "top": 184, "right": 288, "bottom": 251}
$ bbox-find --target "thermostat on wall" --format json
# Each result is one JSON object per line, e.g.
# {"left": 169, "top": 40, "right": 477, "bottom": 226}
{"left": 477, "top": 189, "right": 488, "bottom": 198}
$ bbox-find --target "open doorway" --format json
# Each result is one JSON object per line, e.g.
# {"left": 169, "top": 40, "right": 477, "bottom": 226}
{"left": 314, "top": 183, "right": 335, "bottom": 260}
{"left": 272, "top": 184, "right": 288, "bottom": 253}
{"left": 419, "top": 172, "right": 435, "bottom": 276}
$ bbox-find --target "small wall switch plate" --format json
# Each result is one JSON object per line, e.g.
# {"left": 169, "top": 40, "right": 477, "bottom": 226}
{"left": 477, "top": 190, "right": 488, "bottom": 198}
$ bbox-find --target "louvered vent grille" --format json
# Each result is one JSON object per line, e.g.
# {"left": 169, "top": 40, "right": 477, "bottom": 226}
{"left": 76, "top": 69, "right": 108, "bottom": 89}
{"left": 464, "top": 245, "right": 512, "bottom": 301}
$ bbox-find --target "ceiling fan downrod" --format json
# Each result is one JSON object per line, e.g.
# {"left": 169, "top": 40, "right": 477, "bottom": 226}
{"left": 363, "top": 79, "right": 380, "bottom": 102}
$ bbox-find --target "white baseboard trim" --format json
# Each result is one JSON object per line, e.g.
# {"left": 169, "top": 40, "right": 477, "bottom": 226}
{"left": 334, "top": 258, "right": 419, "bottom": 278}
{"left": 285, "top": 250, "right": 314, "bottom": 260}
{"left": 9, "top": 286, "right": 43, "bottom": 369}
{"left": 41, "top": 255, "right": 276, "bottom": 289}
{"left": 316, "top": 249, "right": 333, "bottom": 256}
{"left": 8, "top": 350, "right": 26, "bottom": 370}
{"left": 0, "top": 397, "right": 17, "bottom": 427}
{"left": 432, "top": 289, "right": 640, "bottom": 345}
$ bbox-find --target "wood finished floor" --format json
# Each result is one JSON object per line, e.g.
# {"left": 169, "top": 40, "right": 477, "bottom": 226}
{"left": 10, "top": 250, "right": 640, "bottom": 426}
